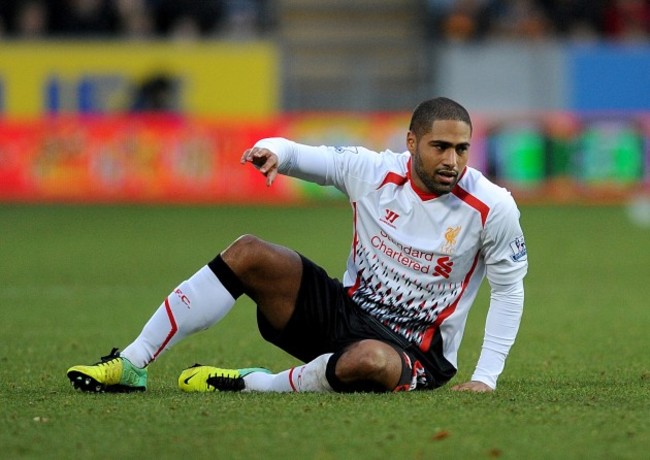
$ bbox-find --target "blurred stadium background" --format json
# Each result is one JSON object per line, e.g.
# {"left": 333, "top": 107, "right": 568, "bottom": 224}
{"left": 0, "top": 0, "right": 648, "bottom": 206}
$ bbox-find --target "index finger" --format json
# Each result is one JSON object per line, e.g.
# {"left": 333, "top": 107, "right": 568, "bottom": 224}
{"left": 240, "top": 148, "right": 256, "bottom": 164}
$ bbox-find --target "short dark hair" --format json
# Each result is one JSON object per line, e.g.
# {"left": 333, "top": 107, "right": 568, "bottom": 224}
{"left": 409, "top": 97, "right": 472, "bottom": 138}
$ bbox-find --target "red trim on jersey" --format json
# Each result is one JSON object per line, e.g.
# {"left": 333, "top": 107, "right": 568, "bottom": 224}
{"left": 452, "top": 184, "right": 490, "bottom": 226}
{"left": 408, "top": 175, "right": 440, "bottom": 201}
{"left": 347, "top": 202, "right": 362, "bottom": 298}
{"left": 348, "top": 202, "right": 361, "bottom": 297}
{"left": 152, "top": 297, "right": 178, "bottom": 360}
{"left": 288, "top": 367, "right": 297, "bottom": 392}
{"left": 347, "top": 272, "right": 362, "bottom": 297}
{"left": 419, "top": 251, "right": 481, "bottom": 352}
{"left": 351, "top": 202, "right": 358, "bottom": 262}
{"left": 378, "top": 171, "right": 408, "bottom": 189}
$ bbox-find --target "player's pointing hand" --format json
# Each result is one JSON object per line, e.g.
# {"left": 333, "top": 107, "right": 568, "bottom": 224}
{"left": 241, "top": 147, "right": 279, "bottom": 187}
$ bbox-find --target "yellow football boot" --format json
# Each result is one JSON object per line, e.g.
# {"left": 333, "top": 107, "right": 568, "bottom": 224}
{"left": 67, "top": 348, "right": 147, "bottom": 393}
{"left": 178, "top": 364, "right": 269, "bottom": 392}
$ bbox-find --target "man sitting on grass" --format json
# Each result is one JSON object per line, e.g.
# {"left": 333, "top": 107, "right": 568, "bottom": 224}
{"left": 67, "top": 97, "right": 527, "bottom": 394}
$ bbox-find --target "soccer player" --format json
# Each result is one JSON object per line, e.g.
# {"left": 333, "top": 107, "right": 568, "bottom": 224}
{"left": 67, "top": 97, "right": 527, "bottom": 394}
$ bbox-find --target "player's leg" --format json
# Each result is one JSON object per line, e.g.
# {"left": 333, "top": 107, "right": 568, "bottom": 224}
{"left": 120, "top": 234, "right": 301, "bottom": 367}
{"left": 178, "top": 253, "right": 426, "bottom": 393}
{"left": 245, "top": 339, "right": 408, "bottom": 392}
{"left": 219, "top": 234, "right": 302, "bottom": 331}
{"left": 67, "top": 234, "right": 302, "bottom": 392}
{"left": 181, "top": 339, "right": 420, "bottom": 393}
{"left": 66, "top": 257, "right": 234, "bottom": 393}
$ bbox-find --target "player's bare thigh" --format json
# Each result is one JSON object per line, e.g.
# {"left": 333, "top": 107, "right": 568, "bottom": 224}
{"left": 220, "top": 234, "right": 302, "bottom": 331}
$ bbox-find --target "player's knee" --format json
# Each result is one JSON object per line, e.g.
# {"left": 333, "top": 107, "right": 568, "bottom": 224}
{"left": 231, "top": 234, "right": 264, "bottom": 252}
{"left": 221, "top": 234, "right": 267, "bottom": 270}
{"left": 325, "top": 341, "right": 402, "bottom": 392}
{"left": 338, "top": 341, "right": 395, "bottom": 379}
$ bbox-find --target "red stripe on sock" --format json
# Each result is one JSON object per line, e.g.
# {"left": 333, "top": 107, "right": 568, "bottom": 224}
{"left": 288, "top": 367, "right": 297, "bottom": 392}
{"left": 152, "top": 297, "right": 178, "bottom": 360}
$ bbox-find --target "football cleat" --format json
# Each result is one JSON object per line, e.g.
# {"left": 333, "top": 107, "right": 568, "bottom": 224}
{"left": 67, "top": 348, "right": 147, "bottom": 393}
{"left": 178, "top": 364, "right": 270, "bottom": 392}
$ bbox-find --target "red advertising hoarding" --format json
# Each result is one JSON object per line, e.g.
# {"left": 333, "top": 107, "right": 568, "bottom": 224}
{"left": 0, "top": 115, "right": 294, "bottom": 203}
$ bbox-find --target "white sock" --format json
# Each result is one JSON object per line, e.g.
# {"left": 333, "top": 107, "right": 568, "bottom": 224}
{"left": 244, "top": 353, "right": 334, "bottom": 392}
{"left": 121, "top": 265, "right": 235, "bottom": 368}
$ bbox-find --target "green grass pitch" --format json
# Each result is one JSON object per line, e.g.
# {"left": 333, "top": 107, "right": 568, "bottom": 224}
{"left": 1, "top": 203, "right": 649, "bottom": 459}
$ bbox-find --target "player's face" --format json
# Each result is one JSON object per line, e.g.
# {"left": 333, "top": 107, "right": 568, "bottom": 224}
{"left": 407, "top": 119, "right": 471, "bottom": 195}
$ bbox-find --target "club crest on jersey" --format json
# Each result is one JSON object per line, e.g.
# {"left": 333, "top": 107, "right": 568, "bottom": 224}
{"left": 510, "top": 235, "right": 527, "bottom": 262}
{"left": 381, "top": 208, "right": 400, "bottom": 228}
{"left": 441, "top": 226, "right": 461, "bottom": 255}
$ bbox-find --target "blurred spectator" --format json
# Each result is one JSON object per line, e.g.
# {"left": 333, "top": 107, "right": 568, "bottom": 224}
{"left": 487, "top": 0, "right": 551, "bottom": 40}
{"left": 0, "top": 0, "right": 49, "bottom": 36}
{"left": 222, "top": 0, "right": 272, "bottom": 39}
{"left": 537, "top": 0, "right": 605, "bottom": 40}
{"left": 116, "top": 0, "right": 153, "bottom": 38}
{"left": 48, "top": 0, "right": 119, "bottom": 37}
{"left": 0, "top": 1, "right": 11, "bottom": 36}
{"left": 439, "top": 0, "right": 492, "bottom": 42}
{"left": 424, "top": 0, "right": 550, "bottom": 42}
{"left": 169, "top": 15, "right": 202, "bottom": 41}
{"left": 602, "top": 0, "right": 650, "bottom": 42}
{"left": 153, "top": 0, "right": 225, "bottom": 38}
{"left": 15, "top": 0, "right": 48, "bottom": 38}
{"left": 424, "top": 0, "right": 473, "bottom": 40}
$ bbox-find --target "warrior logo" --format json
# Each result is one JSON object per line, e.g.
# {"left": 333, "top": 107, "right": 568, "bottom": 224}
{"left": 385, "top": 209, "right": 399, "bottom": 223}
{"left": 381, "top": 209, "right": 400, "bottom": 227}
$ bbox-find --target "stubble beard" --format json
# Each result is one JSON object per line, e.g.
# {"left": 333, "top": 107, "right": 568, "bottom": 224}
{"left": 413, "top": 155, "right": 458, "bottom": 195}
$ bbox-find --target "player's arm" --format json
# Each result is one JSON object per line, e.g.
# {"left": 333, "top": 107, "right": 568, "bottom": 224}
{"left": 241, "top": 137, "right": 340, "bottom": 188}
{"left": 452, "top": 280, "right": 524, "bottom": 392}
{"left": 242, "top": 137, "right": 387, "bottom": 196}
{"left": 455, "top": 198, "right": 527, "bottom": 392}
{"left": 463, "top": 279, "right": 524, "bottom": 391}
{"left": 453, "top": 279, "right": 524, "bottom": 393}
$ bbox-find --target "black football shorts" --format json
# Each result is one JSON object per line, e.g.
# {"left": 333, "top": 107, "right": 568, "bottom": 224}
{"left": 256, "top": 253, "right": 456, "bottom": 389}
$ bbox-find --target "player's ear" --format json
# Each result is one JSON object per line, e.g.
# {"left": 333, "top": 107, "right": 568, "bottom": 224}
{"left": 406, "top": 131, "right": 417, "bottom": 154}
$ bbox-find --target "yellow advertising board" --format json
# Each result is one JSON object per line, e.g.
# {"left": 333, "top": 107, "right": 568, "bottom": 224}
{"left": 0, "top": 41, "right": 278, "bottom": 118}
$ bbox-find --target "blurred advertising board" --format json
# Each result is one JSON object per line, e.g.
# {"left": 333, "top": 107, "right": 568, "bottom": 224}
{"left": 483, "top": 112, "right": 649, "bottom": 203}
{"left": 0, "top": 115, "right": 292, "bottom": 203}
{"left": 0, "top": 112, "right": 647, "bottom": 204}
{"left": 0, "top": 42, "right": 278, "bottom": 118}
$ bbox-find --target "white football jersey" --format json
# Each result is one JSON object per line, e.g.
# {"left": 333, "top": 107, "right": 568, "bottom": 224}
{"left": 255, "top": 138, "right": 528, "bottom": 388}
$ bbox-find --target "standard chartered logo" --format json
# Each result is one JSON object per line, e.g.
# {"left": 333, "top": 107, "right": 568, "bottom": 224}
{"left": 369, "top": 230, "right": 455, "bottom": 278}
{"left": 370, "top": 230, "right": 434, "bottom": 273}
